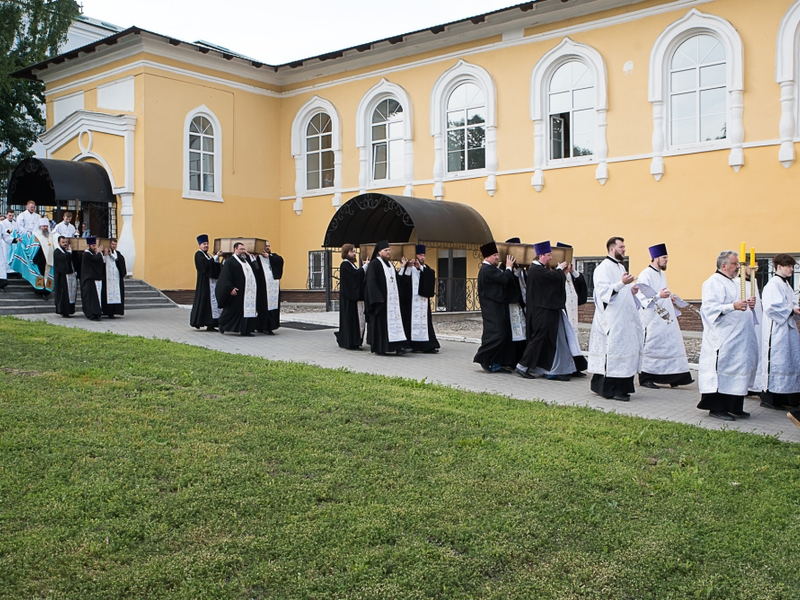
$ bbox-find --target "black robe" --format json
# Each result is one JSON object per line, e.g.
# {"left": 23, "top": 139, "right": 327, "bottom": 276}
{"left": 102, "top": 252, "right": 126, "bottom": 316}
{"left": 365, "top": 257, "right": 409, "bottom": 355}
{"left": 398, "top": 264, "right": 440, "bottom": 352}
{"left": 52, "top": 247, "right": 76, "bottom": 316}
{"left": 336, "top": 260, "right": 366, "bottom": 349}
{"left": 253, "top": 253, "right": 284, "bottom": 333}
{"left": 190, "top": 250, "right": 221, "bottom": 328}
{"left": 80, "top": 249, "right": 105, "bottom": 319}
{"left": 518, "top": 263, "right": 567, "bottom": 371}
{"left": 216, "top": 255, "right": 256, "bottom": 335}
{"left": 473, "top": 262, "right": 518, "bottom": 369}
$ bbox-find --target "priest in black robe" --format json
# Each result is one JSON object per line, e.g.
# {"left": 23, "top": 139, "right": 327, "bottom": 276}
{"left": 190, "top": 234, "right": 222, "bottom": 331}
{"left": 216, "top": 243, "right": 258, "bottom": 336}
{"left": 335, "top": 243, "right": 368, "bottom": 349}
{"left": 253, "top": 241, "right": 284, "bottom": 335}
{"left": 80, "top": 237, "right": 105, "bottom": 321}
{"left": 398, "top": 244, "right": 440, "bottom": 353}
{"left": 364, "top": 240, "right": 410, "bottom": 355}
{"left": 102, "top": 239, "right": 126, "bottom": 317}
{"left": 473, "top": 241, "right": 518, "bottom": 372}
{"left": 52, "top": 236, "right": 77, "bottom": 317}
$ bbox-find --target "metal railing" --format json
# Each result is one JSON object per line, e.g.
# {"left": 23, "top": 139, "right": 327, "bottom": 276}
{"left": 434, "top": 277, "right": 479, "bottom": 312}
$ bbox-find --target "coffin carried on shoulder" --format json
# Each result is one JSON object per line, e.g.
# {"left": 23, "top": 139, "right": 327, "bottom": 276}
{"left": 213, "top": 238, "right": 267, "bottom": 255}
{"left": 359, "top": 242, "right": 418, "bottom": 262}
{"left": 494, "top": 242, "right": 573, "bottom": 267}
{"left": 72, "top": 238, "right": 111, "bottom": 251}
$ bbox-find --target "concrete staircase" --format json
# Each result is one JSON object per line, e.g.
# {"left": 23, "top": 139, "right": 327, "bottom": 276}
{"left": 0, "top": 275, "right": 177, "bottom": 316}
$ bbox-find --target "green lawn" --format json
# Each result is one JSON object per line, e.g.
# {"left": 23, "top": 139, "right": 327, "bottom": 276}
{"left": 1, "top": 317, "right": 799, "bottom": 599}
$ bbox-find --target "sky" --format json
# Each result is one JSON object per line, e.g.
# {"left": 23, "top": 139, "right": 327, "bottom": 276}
{"left": 79, "top": 0, "right": 521, "bottom": 64}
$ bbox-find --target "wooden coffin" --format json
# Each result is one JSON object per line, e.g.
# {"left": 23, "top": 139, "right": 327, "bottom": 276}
{"left": 214, "top": 238, "right": 267, "bottom": 255}
{"left": 72, "top": 238, "right": 111, "bottom": 251}
{"left": 359, "top": 243, "right": 418, "bottom": 262}
{"left": 494, "top": 243, "right": 573, "bottom": 267}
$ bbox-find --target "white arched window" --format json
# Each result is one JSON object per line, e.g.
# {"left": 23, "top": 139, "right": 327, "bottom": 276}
{"left": 430, "top": 60, "right": 497, "bottom": 200}
{"left": 648, "top": 9, "right": 744, "bottom": 180}
{"left": 291, "top": 96, "right": 342, "bottom": 214}
{"left": 183, "top": 106, "right": 222, "bottom": 202}
{"left": 356, "top": 79, "right": 414, "bottom": 196}
{"left": 776, "top": 0, "right": 800, "bottom": 168}
{"left": 530, "top": 38, "right": 609, "bottom": 192}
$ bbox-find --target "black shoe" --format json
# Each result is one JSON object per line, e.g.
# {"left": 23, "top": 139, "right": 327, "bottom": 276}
{"left": 760, "top": 401, "right": 783, "bottom": 410}
{"left": 396, "top": 348, "right": 411, "bottom": 355}
{"left": 515, "top": 367, "right": 535, "bottom": 379}
{"left": 571, "top": 371, "right": 587, "bottom": 378}
{"left": 709, "top": 411, "right": 735, "bottom": 421}
{"left": 266, "top": 330, "right": 275, "bottom": 336}
{"left": 546, "top": 374, "right": 570, "bottom": 382}
{"left": 612, "top": 394, "right": 630, "bottom": 401}
{"left": 641, "top": 381, "right": 660, "bottom": 390}
{"left": 730, "top": 411, "right": 750, "bottom": 419}
{"left": 241, "top": 332, "right": 255, "bottom": 337}
{"left": 89, "top": 316, "right": 101, "bottom": 321}
{"left": 787, "top": 410, "right": 800, "bottom": 430}
{"left": 206, "top": 326, "right": 217, "bottom": 332}
{"left": 424, "top": 348, "right": 439, "bottom": 354}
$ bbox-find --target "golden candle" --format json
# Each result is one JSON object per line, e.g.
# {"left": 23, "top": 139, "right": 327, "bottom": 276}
{"left": 740, "top": 242, "right": 746, "bottom": 260}
{"left": 750, "top": 247, "right": 756, "bottom": 267}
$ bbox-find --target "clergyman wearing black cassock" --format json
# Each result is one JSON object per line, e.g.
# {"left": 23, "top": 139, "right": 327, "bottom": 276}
{"left": 190, "top": 234, "right": 222, "bottom": 330}
{"left": 336, "top": 244, "right": 368, "bottom": 349}
{"left": 398, "top": 244, "right": 440, "bottom": 353}
{"left": 216, "top": 248, "right": 257, "bottom": 336}
{"left": 102, "top": 241, "right": 126, "bottom": 317}
{"left": 253, "top": 243, "right": 284, "bottom": 334}
{"left": 473, "top": 241, "right": 518, "bottom": 372}
{"left": 80, "top": 238, "right": 104, "bottom": 320}
{"left": 364, "top": 240, "right": 409, "bottom": 355}
{"left": 52, "top": 237, "right": 76, "bottom": 317}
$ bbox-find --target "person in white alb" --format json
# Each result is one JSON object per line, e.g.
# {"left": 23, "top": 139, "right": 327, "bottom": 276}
{"left": 52, "top": 212, "right": 76, "bottom": 240}
{"left": 0, "top": 209, "right": 14, "bottom": 290}
{"left": 15, "top": 201, "right": 41, "bottom": 235}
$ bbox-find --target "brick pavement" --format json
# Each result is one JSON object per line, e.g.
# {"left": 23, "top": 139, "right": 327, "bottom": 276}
{"left": 13, "top": 307, "right": 800, "bottom": 444}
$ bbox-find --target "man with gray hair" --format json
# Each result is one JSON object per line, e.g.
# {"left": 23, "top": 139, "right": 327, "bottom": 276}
{"left": 697, "top": 250, "right": 758, "bottom": 421}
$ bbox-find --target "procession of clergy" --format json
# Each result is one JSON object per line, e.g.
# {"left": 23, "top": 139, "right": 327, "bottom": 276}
{"left": 0, "top": 201, "right": 126, "bottom": 321}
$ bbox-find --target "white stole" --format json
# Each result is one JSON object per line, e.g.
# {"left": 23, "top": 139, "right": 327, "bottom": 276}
{"left": 204, "top": 252, "right": 221, "bottom": 319}
{"left": 58, "top": 248, "right": 77, "bottom": 303}
{"left": 380, "top": 259, "right": 406, "bottom": 343}
{"left": 408, "top": 266, "right": 429, "bottom": 342}
{"left": 238, "top": 258, "right": 257, "bottom": 319}
{"left": 509, "top": 304, "right": 526, "bottom": 342}
{"left": 104, "top": 252, "right": 122, "bottom": 304}
{"left": 259, "top": 255, "right": 280, "bottom": 310}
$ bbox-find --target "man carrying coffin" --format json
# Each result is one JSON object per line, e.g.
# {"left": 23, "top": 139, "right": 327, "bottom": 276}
{"left": 335, "top": 243, "right": 369, "bottom": 350}
{"left": 697, "top": 251, "right": 759, "bottom": 421}
{"left": 588, "top": 237, "right": 643, "bottom": 401}
{"left": 398, "top": 244, "right": 440, "bottom": 353}
{"left": 216, "top": 242, "right": 258, "bottom": 336}
{"left": 254, "top": 240, "right": 284, "bottom": 335}
{"left": 364, "top": 240, "right": 409, "bottom": 356}
{"left": 102, "top": 239, "right": 126, "bottom": 318}
{"left": 473, "top": 241, "right": 518, "bottom": 373}
{"left": 52, "top": 236, "right": 77, "bottom": 317}
{"left": 556, "top": 242, "right": 588, "bottom": 338}
{"left": 636, "top": 243, "right": 694, "bottom": 389}
{"left": 190, "top": 234, "right": 222, "bottom": 331}
{"left": 80, "top": 237, "right": 105, "bottom": 321}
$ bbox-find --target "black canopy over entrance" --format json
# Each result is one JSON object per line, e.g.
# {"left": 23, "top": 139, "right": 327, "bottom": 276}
{"left": 6, "top": 158, "right": 116, "bottom": 238}
{"left": 323, "top": 193, "right": 493, "bottom": 249}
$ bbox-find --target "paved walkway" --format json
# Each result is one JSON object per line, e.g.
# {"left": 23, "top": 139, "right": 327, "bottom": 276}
{"left": 14, "top": 307, "right": 800, "bottom": 444}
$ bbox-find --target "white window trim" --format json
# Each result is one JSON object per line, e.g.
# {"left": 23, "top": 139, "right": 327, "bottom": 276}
{"left": 183, "top": 106, "right": 223, "bottom": 202}
{"left": 648, "top": 9, "right": 744, "bottom": 181}
{"left": 430, "top": 59, "right": 497, "bottom": 200}
{"left": 355, "top": 78, "right": 414, "bottom": 196}
{"left": 290, "top": 95, "right": 343, "bottom": 215}
{"left": 776, "top": 0, "right": 800, "bottom": 168}
{"left": 530, "top": 37, "right": 609, "bottom": 192}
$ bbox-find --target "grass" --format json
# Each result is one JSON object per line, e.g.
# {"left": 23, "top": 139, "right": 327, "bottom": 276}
{"left": 1, "top": 317, "right": 800, "bottom": 599}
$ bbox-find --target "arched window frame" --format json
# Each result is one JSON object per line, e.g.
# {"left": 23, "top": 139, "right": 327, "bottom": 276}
{"left": 776, "top": 0, "right": 800, "bottom": 168}
{"left": 183, "top": 105, "right": 222, "bottom": 202}
{"left": 430, "top": 60, "right": 497, "bottom": 200}
{"left": 530, "top": 37, "right": 608, "bottom": 192}
{"left": 290, "top": 96, "right": 342, "bottom": 215}
{"left": 648, "top": 9, "right": 744, "bottom": 181}
{"left": 356, "top": 79, "right": 414, "bottom": 196}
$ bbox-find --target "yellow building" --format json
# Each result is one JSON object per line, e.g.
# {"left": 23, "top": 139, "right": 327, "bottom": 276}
{"left": 11, "top": 0, "right": 800, "bottom": 301}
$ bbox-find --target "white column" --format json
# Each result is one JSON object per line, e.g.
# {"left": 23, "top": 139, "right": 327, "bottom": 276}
{"left": 358, "top": 146, "right": 368, "bottom": 193}
{"left": 332, "top": 148, "right": 343, "bottom": 208}
{"left": 531, "top": 118, "right": 545, "bottom": 192}
{"left": 727, "top": 90, "right": 744, "bottom": 172}
{"left": 403, "top": 139, "right": 414, "bottom": 197}
{"left": 484, "top": 124, "right": 498, "bottom": 196}
{"left": 779, "top": 81, "right": 796, "bottom": 168}
{"left": 117, "top": 192, "right": 135, "bottom": 275}
{"left": 650, "top": 101, "right": 665, "bottom": 181}
{"left": 432, "top": 132, "right": 444, "bottom": 200}
{"left": 293, "top": 154, "right": 304, "bottom": 215}
{"left": 595, "top": 109, "right": 609, "bottom": 185}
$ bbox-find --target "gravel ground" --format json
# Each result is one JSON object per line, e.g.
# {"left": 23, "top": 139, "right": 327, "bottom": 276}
{"left": 434, "top": 318, "right": 703, "bottom": 363}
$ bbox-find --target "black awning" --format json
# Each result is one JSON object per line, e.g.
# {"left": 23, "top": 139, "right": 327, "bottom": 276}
{"left": 6, "top": 158, "right": 114, "bottom": 206}
{"left": 323, "top": 193, "right": 493, "bottom": 249}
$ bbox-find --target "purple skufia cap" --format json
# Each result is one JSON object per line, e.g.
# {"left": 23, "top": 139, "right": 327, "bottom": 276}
{"left": 649, "top": 243, "right": 668, "bottom": 259}
{"left": 505, "top": 237, "right": 520, "bottom": 244}
{"left": 197, "top": 234, "right": 209, "bottom": 245}
{"left": 415, "top": 244, "right": 426, "bottom": 255}
{"left": 556, "top": 242, "right": 572, "bottom": 248}
{"left": 86, "top": 236, "right": 97, "bottom": 245}
{"left": 533, "top": 240, "right": 552, "bottom": 256}
{"left": 480, "top": 241, "right": 498, "bottom": 258}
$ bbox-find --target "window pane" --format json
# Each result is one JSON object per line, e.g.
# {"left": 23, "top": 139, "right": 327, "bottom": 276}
{"left": 189, "top": 152, "right": 200, "bottom": 172}
{"left": 447, "top": 150, "right": 464, "bottom": 172}
{"left": 202, "top": 136, "right": 214, "bottom": 152}
{"left": 388, "top": 120, "right": 403, "bottom": 139}
{"left": 373, "top": 160, "right": 387, "bottom": 180}
{"left": 573, "top": 133, "right": 594, "bottom": 156}
{"left": 572, "top": 87, "right": 594, "bottom": 110}
{"left": 672, "top": 36, "right": 698, "bottom": 69}
{"left": 307, "top": 170, "right": 319, "bottom": 190}
{"left": 202, "top": 154, "right": 214, "bottom": 175}
{"left": 189, "top": 134, "right": 201, "bottom": 150}
{"left": 386, "top": 99, "right": 401, "bottom": 116}
{"left": 190, "top": 119, "right": 201, "bottom": 133}
{"left": 321, "top": 169, "right": 334, "bottom": 188}
{"left": 321, "top": 133, "right": 332, "bottom": 150}
{"left": 307, "top": 136, "right": 319, "bottom": 151}
{"left": 447, "top": 84, "right": 467, "bottom": 110}
{"left": 203, "top": 174, "right": 214, "bottom": 193}
{"left": 308, "top": 114, "right": 321, "bottom": 135}
{"left": 464, "top": 83, "right": 484, "bottom": 107}
{"left": 374, "top": 142, "right": 387, "bottom": 164}
{"left": 447, "top": 129, "right": 465, "bottom": 153}
{"left": 700, "top": 64, "right": 726, "bottom": 88}
{"left": 467, "top": 147, "right": 485, "bottom": 170}
{"left": 572, "top": 109, "right": 594, "bottom": 136}
{"left": 700, "top": 87, "right": 726, "bottom": 116}
{"left": 701, "top": 113, "right": 726, "bottom": 141}
{"left": 549, "top": 91, "right": 571, "bottom": 114}
{"left": 467, "top": 107, "right": 485, "bottom": 125}
{"left": 698, "top": 35, "right": 724, "bottom": 64}
{"left": 671, "top": 117, "right": 696, "bottom": 145}
{"left": 320, "top": 114, "right": 332, "bottom": 133}
{"left": 447, "top": 110, "right": 465, "bottom": 128}
{"left": 389, "top": 140, "right": 404, "bottom": 179}
{"left": 671, "top": 92, "right": 696, "bottom": 120}
{"left": 571, "top": 62, "right": 593, "bottom": 88}
{"left": 550, "top": 63, "right": 571, "bottom": 93}
{"left": 551, "top": 116, "right": 565, "bottom": 159}
{"left": 670, "top": 69, "right": 695, "bottom": 93}
{"left": 199, "top": 117, "right": 211, "bottom": 133}
{"left": 373, "top": 101, "right": 387, "bottom": 123}
{"left": 321, "top": 150, "right": 334, "bottom": 171}
{"left": 190, "top": 173, "right": 201, "bottom": 191}
{"left": 467, "top": 125, "right": 485, "bottom": 149}
{"left": 372, "top": 123, "right": 387, "bottom": 141}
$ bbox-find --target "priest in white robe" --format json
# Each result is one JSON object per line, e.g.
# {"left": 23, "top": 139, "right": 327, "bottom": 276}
{"left": 364, "top": 240, "right": 409, "bottom": 356}
{"left": 734, "top": 261, "right": 764, "bottom": 396}
{"left": 588, "top": 236, "right": 643, "bottom": 401}
{"left": 254, "top": 240, "right": 284, "bottom": 335}
{"left": 15, "top": 201, "right": 42, "bottom": 235}
{"left": 636, "top": 243, "right": 693, "bottom": 389}
{"left": 697, "top": 251, "right": 759, "bottom": 421}
{"left": 398, "top": 244, "right": 440, "bottom": 353}
{"left": 757, "top": 254, "right": 800, "bottom": 415}
{"left": 52, "top": 211, "right": 77, "bottom": 240}
{"left": 102, "top": 239, "right": 126, "bottom": 317}
{"left": 0, "top": 209, "right": 14, "bottom": 290}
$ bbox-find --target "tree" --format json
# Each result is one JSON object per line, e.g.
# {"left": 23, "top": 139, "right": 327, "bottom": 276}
{"left": 0, "top": 0, "right": 80, "bottom": 202}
